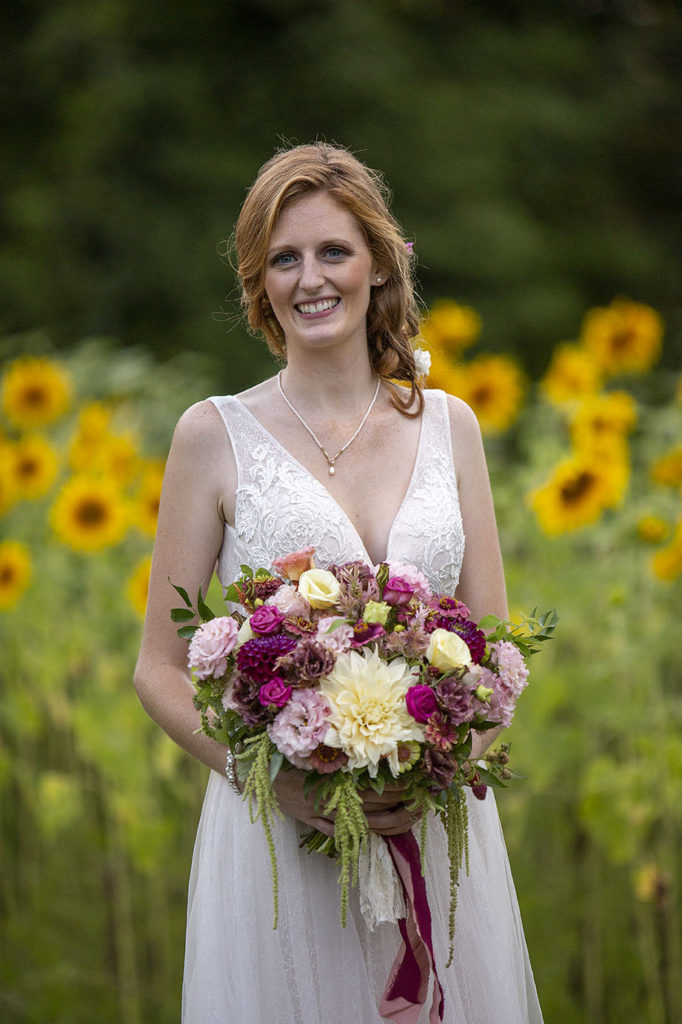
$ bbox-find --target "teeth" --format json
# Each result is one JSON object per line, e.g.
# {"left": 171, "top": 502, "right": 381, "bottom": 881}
{"left": 296, "top": 298, "right": 339, "bottom": 314}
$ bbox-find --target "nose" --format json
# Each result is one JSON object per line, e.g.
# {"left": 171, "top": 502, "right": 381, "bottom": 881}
{"left": 299, "top": 254, "right": 325, "bottom": 292}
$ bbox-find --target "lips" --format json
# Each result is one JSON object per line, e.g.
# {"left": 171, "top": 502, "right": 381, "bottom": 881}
{"left": 294, "top": 298, "right": 340, "bottom": 315}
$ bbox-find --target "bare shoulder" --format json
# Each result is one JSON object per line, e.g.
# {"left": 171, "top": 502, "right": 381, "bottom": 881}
{"left": 172, "top": 399, "right": 228, "bottom": 452}
{"left": 443, "top": 392, "right": 481, "bottom": 441}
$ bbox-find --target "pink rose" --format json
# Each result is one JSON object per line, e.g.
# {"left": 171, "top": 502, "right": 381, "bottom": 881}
{"left": 383, "top": 576, "right": 416, "bottom": 607}
{"left": 272, "top": 546, "right": 316, "bottom": 581}
{"left": 405, "top": 684, "right": 439, "bottom": 723}
{"left": 386, "top": 562, "right": 432, "bottom": 601}
{"left": 258, "top": 676, "right": 293, "bottom": 707}
{"left": 250, "top": 604, "right": 284, "bottom": 635}
{"left": 188, "top": 616, "right": 239, "bottom": 680}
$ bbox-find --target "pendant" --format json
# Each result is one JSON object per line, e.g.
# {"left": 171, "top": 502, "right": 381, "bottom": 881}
{"left": 328, "top": 465, "right": 336, "bottom": 476}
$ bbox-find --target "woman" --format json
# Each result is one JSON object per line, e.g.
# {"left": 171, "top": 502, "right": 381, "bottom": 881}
{"left": 134, "top": 143, "right": 543, "bottom": 1023}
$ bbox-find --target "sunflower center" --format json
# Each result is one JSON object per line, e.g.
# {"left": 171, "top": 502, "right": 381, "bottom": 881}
{"left": 17, "top": 457, "right": 39, "bottom": 479}
{"left": 22, "top": 386, "right": 49, "bottom": 408}
{"left": 560, "top": 472, "right": 597, "bottom": 504}
{"left": 75, "top": 498, "right": 109, "bottom": 526}
{"left": 471, "top": 385, "right": 492, "bottom": 406}
{"left": 0, "top": 565, "right": 17, "bottom": 585}
{"left": 610, "top": 329, "right": 635, "bottom": 353}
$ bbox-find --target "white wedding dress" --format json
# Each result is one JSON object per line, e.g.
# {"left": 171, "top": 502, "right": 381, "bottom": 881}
{"left": 182, "top": 389, "right": 543, "bottom": 1024}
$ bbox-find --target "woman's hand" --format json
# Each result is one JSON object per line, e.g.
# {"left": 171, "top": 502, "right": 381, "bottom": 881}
{"left": 273, "top": 769, "right": 418, "bottom": 837}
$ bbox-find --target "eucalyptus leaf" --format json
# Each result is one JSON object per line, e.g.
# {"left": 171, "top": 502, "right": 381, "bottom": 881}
{"left": 171, "top": 607, "right": 195, "bottom": 622}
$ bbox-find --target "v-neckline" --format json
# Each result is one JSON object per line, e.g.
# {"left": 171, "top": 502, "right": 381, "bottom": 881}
{"left": 232, "top": 395, "right": 427, "bottom": 566}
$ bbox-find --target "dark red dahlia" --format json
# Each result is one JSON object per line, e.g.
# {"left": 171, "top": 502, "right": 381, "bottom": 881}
{"left": 236, "top": 635, "right": 297, "bottom": 685}
{"left": 428, "top": 616, "right": 486, "bottom": 664}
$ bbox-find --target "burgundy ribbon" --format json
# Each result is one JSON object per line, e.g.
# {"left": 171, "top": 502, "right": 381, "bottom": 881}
{"left": 378, "top": 831, "right": 444, "bottom": 1024}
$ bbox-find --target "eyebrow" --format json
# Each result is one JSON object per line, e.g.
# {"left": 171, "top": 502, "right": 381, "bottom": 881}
{"left": 266, "top": 237, "right": 355, "bottom": 258}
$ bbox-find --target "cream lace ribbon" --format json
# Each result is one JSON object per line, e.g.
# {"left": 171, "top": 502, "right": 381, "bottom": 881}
{"left": 358, "top": 833, "right": 407, "bottom": 930}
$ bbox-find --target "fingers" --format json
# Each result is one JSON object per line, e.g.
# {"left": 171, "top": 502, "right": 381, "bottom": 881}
{"left": 365, "top": 805, "right": 421, "bottom": 836}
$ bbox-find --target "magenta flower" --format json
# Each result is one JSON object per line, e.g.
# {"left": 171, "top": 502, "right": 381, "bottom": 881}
{"left": 258, "top": 676, "right": 292, "bottom": 707}
{"left": 250, "top": 604, "right": 285, "bottom": 635}
{"left": 188, "top": 616, "right": 239, "bottom": 680}
{"left": 428, "top": 595, "right": 470, "bottom": 619}
{"left": 383, "top": 576, "right": 416, "bottom": 607}
{"left": 387, "top": 562, "right": 432, "bottom": 601}
{"left": 405, "top": 684, "right": 439, "bottom": 723}
{"left": 351, "top": 620, "right": 385, "bottom": 647}
{"left": 267, "top": 689, "right": 332, "bottom": 769}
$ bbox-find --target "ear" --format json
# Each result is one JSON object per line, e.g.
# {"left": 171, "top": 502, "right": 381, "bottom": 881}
{"left": 371, "top": 267, "right": 388, "bottom": 287}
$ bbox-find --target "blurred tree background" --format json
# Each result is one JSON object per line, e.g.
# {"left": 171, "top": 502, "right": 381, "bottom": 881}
{"left": 1, "top": 1, "right": 681, "bottom": 1022}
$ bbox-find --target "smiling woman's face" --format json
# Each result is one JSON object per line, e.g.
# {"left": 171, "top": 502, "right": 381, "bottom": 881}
{"left": 263, "top": 190, "right": 381, "bottom": 357}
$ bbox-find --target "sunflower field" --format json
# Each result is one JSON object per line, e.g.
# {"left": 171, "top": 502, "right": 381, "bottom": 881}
{"left": 1, "top": 302, "right": 681, "bottom": 1022}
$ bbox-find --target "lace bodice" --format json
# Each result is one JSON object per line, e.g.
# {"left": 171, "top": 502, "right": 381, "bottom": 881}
{"left": 208, "top": 388, "right": 465, "bottom": 595}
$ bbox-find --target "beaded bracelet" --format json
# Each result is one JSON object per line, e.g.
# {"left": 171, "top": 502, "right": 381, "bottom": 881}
{"left": 224, "top": 749, "right": 241, "bottom": 795}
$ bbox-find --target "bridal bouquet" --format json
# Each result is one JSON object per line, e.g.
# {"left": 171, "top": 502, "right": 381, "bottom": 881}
{"left": 172, "top": 550, "right": 556, "bottom": 963}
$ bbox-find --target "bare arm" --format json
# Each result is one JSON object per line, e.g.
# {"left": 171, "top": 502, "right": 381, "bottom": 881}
{"left": 133, "top": 400, "right": 234, "bottom": 775}
{"left": 448, "top": 395, "right": 509, "bottom": 758}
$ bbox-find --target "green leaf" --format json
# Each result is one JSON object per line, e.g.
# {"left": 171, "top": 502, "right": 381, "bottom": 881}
{"left": 170, "top": 580, "right": 193, "bottom": 607}
{"left": 196, "top": 588, "right": 216, "bottom": 622}
{"left": 368, "top": 774, "right": 386, "bottom": 796}
{"left": 177, "top": 624, "right": 198, "bottom": 640}
{"left": 223, "top": 584, "right": 239, "bottom": 603}
{"left": 171, "top": 607, "right": 195, "bottom": 622}
{"left": 239, "top": 564, "right": 254, "bottom": 578}
{"left": 478, "top": 614, "right": 503, "bottom": 630}
{"left": 269, "top": 750, "right": 284, "bottom": 785}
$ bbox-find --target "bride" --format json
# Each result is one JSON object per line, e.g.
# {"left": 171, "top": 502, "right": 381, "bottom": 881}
{"left": 134, "top": 142, "right": 543, "bottom": 1023}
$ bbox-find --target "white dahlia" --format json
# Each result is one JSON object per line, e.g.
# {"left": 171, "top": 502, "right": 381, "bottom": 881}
{"left": 319, "top": 647, "right": 424, "bottom": 777}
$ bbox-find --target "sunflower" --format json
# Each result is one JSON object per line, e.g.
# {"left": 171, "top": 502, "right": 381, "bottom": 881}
{"left": 0, "top": 540, "right": 32, "bottom": 610}
{"left": 637, "top": 516, "right": 670, "bottom": 545}
{"left": 0, "top": 443, "right": 17, "bottom": 515}
{"left": 570, "top": 391, "right": 637, "bottom": 457}
{"left": 1, "top": 356, "right": 72, "bottom": 429}
{"left": 529, "top": 454, "right": 628, "bottom": 535}
{"left": 7, "top": 434, "right": 59, "bottom": 500}
{"left": 650, "top": 445, "right": 682, "bottom": 489}
{"left": 440, "top": 355, "right": 525, "bottom": 433}
{"left": 650, "top": 522, "right": 682, "bottom": 582}
{"left": 69, "top": 402, "right": 114, "bottom": 471}
{"left": 127, "top": 554, "right": 152, "bottom": 617}
{"left": 50, "top": 475, "right": 129, "bottom": 552}
{"left": 134, "top": 460, "right": 165, "bottom": 536}
{"left": 540, "top": 343, "right": 602, "bottom": 405}
{"left": 419, "top": 300, "right": 482, "bottom": 356}
{"left": 579, "top": 298, "right": 663, "bottom": 376}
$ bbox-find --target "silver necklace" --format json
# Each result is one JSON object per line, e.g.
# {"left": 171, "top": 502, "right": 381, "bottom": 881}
{"left": 277, "top": 370, "right": 381, "bottom": 476}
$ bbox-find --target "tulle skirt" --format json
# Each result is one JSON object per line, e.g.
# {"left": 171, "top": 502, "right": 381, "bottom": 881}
{"left": 182, "top": 771, "right": 543, "bottom": 1024}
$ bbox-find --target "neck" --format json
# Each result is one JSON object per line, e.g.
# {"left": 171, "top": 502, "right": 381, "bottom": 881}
{"left": 280, "top": 348, "right": 377, "bottom": 413}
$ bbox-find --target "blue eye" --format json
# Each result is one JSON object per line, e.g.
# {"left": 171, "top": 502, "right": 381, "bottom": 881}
{"left": 272, "top": 252, "right": 296, "bottom": 266}
{"left": 325, "top": 246, "right": 346, "bottom": 259}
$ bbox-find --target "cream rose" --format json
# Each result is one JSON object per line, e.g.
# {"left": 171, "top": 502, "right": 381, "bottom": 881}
{"left": 426, "top": 628, "right": 472, "bottom": 672}
{"left": 297, "top": 568, "right": 341, "bottom": 609}
{"left": 235, "top": 616, "right": 255, "bottom": 648}
{"left": 363, "top": 600, "right": 391, "bottom": 625}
